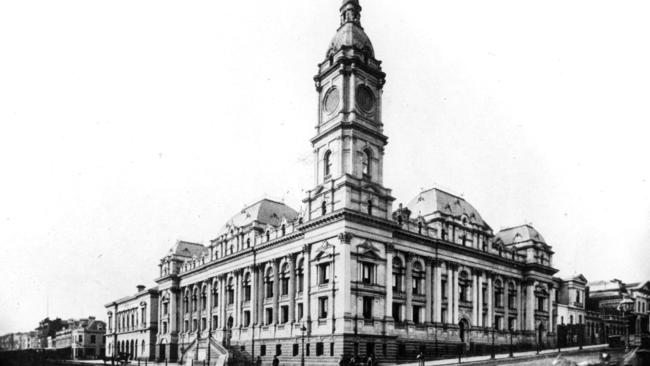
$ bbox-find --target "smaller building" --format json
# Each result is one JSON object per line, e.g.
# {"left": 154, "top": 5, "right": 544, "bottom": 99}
{"left": 625, "top": 281, "right": 650, "bottom": 335}
{"left": 554, "top": 274, "right": 588, "bottom": 347}
{"left": 105, "top": 285, "right": 159, "bottom": 361}
{"left": 54, "top": 317, "right": 106, "bottom": 359}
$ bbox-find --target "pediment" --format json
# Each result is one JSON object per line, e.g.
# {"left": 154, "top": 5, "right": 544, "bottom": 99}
{"left": 357, "top": 240, "right": 381, "bottom": 259}
{"left": 314, "top": 241, "right": 335, "bottom": 260}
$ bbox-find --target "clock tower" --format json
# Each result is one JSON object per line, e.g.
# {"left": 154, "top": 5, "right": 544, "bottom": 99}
{"left": 304, "top": 0, "right": 394, "bottom": 221}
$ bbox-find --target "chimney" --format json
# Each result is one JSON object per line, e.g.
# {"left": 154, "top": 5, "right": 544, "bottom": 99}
{"left": 137, "top": 285, "right": 146, "bottom": 292}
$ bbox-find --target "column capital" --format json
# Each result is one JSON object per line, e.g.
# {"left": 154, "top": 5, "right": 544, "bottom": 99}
{"left": 302, "top": 243, "right": 312, "bottom": 253}
{"left": 446, "top": 261, "right": 459, "bottom": 270}
{"left": 386, "top": 242, "right": 395, "bottom": 253}
{"left": 338, "top": 232, "right": 353, "bottom": 244}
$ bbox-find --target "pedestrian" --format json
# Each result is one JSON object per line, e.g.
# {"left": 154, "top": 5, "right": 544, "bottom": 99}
{"left": 417, "top": 351, "right": 424, "bottom": 366}
{"left": 338, "top": 354, "right": 346, "bottom": 366}
{"left": 272, "top": 355, "right": 279, "bottom": 366}
{"left": 366, "top": 354, "right": 373, "bottom": 366}
{"left": 255, "top": 355, "right": 262, "bottom": 366}
{"left": 348, "top": 354, "right": 356, "bottom": 366}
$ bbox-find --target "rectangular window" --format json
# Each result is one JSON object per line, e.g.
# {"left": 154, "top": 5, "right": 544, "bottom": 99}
{"left": 441, "top": 279, "right": 448, "bottom": 299}
{"left": 306, "top": 343, "right": 310, "bottom": 356}
{"left": 201, "top": 317, "right": 206, "bottom": 330}
{"left": 266, "top": 308, "right": 273, "bottom": 325}
{"left": 281, "top": 277, "right": 289, "bottom": 296}
{"left": 319, "top": 297, "right": 329, "bottom": 319}
{"left": 276, "top": 344, "right": 282, "bottom": 356}
{"left": 78, "top": 335, "right": 82, "bottom": 343}
{"left": 90, "top": 335, "right": 96, "bottom": 344}
{"left": 441, "top": 309, "right": 447, "bottom": 323}
{"left": 297, "top": 303, "right": 304, "bottom": 320}
{"left": 495, "top": 316, "right": 502, "bottom": 330}
{"left": 260, "top": 345, "right": 266, "bottom": 356}
{"left": 163, "top": 302, "right": 169, "bottom": 315}
{"left": 413, "top": 277, "right": 421, "bottom": 295}
{"left": 319, "top": 263, "right": 331, "bottom": 285}
{"left": 363, "top": 297, "right": 373, "bottom": 320}
{"left": 163, "top": 321, "right": 168, "bottom": 334}
{"left": 293, "top": 344, "right": 299, "bottom": 356}
{"left": 281, "top": 306, "right": 289, "bottom": 324}
{"left": 392, "top": 273, "right": 400, "bottom": 292}
{"left": 392, "top": 303, "right": 401, "bottom": 322}
{"left": 244, "top": 285, "right": 251, "bottom": 301}
{"left": 243, "top": 311, "right": 251, "bottom": 327}
{"left": 366, "top": 342, "right": 375, "bottom": 357}
{"left": 316, "top": 342, "right": 324, "bottom": 356}
{"left": 330, "top": 342, "right": 335, "bottom": 356}
{"left": 193, "top": 319, "right": 198, "bottom": 331}
{"left": 508, "top": 317, "right": 516, "bottom": 331}
{"left": 362, "top": 263, "right": 374, "bottom": 284}
{"left": 413, "top": 306, "right": 421, "bottom": 324}
{"left": 184, "top": 320, "right": 189, "bottom": 332}
{"left": 213, "top": 316, "right": 219, "bottom": 330}
{"left": 537, "top": 296, "right": 545, "bottom": 311}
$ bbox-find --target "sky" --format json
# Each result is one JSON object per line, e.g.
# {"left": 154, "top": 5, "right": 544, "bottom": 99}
{"left": 1, "top": 0, "right": 649, "bottom": 335}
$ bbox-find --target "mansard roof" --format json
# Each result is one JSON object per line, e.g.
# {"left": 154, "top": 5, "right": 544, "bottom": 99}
{"left": 218, "top": 198, "right": 299, "bottom": 236}
{"left": 168, "top": 240, "right": 206, "bottom": 258}
{"left": 404, "top": 187, "right": 490, "bottom": 229}
{"left": 496, "top": 224, "right": 547, "bottom": 246}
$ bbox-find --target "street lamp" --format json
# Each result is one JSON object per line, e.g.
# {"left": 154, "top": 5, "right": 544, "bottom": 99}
{"left": 300, "top": 325, "right": 307, "bottom": 366}
{"left": 490, "top": 326, "right": 495, "bottom": 359}
{"left": 618, "top": 297, "right": 634, "bottom": 352}
{"left": 509, "top": 327, "right": 514, "bottom": 358}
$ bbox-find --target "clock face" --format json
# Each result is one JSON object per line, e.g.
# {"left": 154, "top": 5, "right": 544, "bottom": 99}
{"left": 323, "top": 88, "right": 340, "bottom": 114}
{"left": 356, "top": 85, "right": 375, "bottom": 113}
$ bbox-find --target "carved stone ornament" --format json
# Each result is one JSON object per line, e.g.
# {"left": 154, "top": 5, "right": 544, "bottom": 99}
{"left": 338, "top": 232, "right": 353, "bottom": 243}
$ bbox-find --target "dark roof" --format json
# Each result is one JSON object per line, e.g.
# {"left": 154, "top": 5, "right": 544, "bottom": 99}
{"left": 404, "top": 187, "right": 489, "bottom": 228}
{"left": 218, "top": 199, "right": 299, "bottom": 236}
{"left": 328, "top": 22, "right": 374, "bottom": 57}
{"left": 496, "top": 224, "right": 547, "bottom": 246}
{"left": 168, "top": 240, "right": 206, "bottom": 258}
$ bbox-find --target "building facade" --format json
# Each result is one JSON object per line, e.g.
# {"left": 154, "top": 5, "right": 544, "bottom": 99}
{"left": 53, "top": 317, "right": 106, "bottom": 359}
{"left": 109, "top": 0, "right": 567, "bottom": 364}
{"left": 105, "top": 285, "right": 159, "bottom": 361}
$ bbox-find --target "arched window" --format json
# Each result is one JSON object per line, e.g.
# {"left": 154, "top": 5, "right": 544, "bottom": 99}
{"left": 392, "top": 257, "right": 404, "bottom": 293}
{"left": 265, "top": 267, "right": 274, "bottom": 299}
{"left": 141, "top": 340, "right": 145, "bottom": 355}
{"left": 192, "top": 288, "right": 198, "bottom": 312}
{"left": 212, "top": 284, "right": 219, "bottom": 308}
{"left": 296, "top": 258, "right": 304, "bottom": 292}
{"left": 281, "top": 224, "right": 286, "bottom": 236}
{"left": 508, "top": 282, "right": 516, "bottom": 309}
{"left": 280, "top": 263, "right": 290, "bottom": 296}
{"left": 227, "top": 278, "right": 235, "bottom": 305}
{"left": 266, "top": 231, "right": 270, "bottom": 241}
{"left": 459, "top": 271, "right": 471, "bottom": 302}
{"left": 494, "top": 279, "right": 504, "bottom": 307}
{"left": 361, "top": 149, "right": 372, "bottom": 178}
{"left": 243, "top": 273, "right": 251, "bottom": 301}
{"left": 321, "top": 201, "right": 327, "bottom": 215}
{"left": 201, "top": 288, "right": 207, "bottom": 310}
{"left": 417, "top": 222, "right": 423, "bottom": 234}
{"left": 246, "top": 238, "right": 251, "bottom": 248}
{"left": 412, "top": 261, "right": 424, "bottom": 295}
{"left": 183, "top": 294, "right": 189, "bottom": 314}
{"left": 324, "top": 150, "right": 332, "bottom": 178}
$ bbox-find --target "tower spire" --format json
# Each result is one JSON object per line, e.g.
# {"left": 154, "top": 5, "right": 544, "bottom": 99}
{"left": 340, "top": 0, "right": 361, "bottom": 26}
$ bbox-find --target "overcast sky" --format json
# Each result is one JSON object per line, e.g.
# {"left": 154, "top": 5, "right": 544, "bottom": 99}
{"left": 1, "top": 0, "right": 649, "bottom": 335}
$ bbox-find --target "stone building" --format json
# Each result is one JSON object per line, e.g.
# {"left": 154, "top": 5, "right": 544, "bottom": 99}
{"left": 108, "top": 0, "right": 564, "bottom": 364}
{"left": 554, "top": 274, "right": 587, "bottom": 347}
{"left": 105, "top": 285, "right": 159, "bottom": 361}
{"left": 53, "top": 317, "right": 106, "bottom": 359}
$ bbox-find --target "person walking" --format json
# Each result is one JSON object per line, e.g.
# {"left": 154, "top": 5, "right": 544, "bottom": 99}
{"left": 272, "top": 355, "right": 279, "bottom": 366}
{"left": 416, "top": 351, "right": 425, "bottom": 366}
{"left": 348, "top": 354, "right": 356, "bottom": 366}
{"left": 255, "top": 355, "right": 262, "bottom": 366}
{"left": 338, "top": 354, "right": 346, "bottom": 366}
{"left": 366, "top": 353, "right": 374, "bottom": 366}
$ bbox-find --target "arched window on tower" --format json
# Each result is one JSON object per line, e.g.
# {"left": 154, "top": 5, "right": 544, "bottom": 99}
{"left": 324, "top": 150, "right": 332, "bottom": 179}
{"left": 361, "top": 149, "right": 372, "bottom": 178}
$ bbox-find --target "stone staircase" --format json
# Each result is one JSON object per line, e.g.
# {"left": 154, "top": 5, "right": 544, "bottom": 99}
{"left": 179, "top": 337, "right": 229, "bottom": 366}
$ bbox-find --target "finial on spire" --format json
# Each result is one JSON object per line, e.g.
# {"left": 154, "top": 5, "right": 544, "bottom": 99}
{"left": 340, "top": 0, "right": 361, "bottom": 26}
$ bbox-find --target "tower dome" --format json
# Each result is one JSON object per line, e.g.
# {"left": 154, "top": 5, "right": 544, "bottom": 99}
{"left": 327, "top": 0, "right": 374, "bottom": 58}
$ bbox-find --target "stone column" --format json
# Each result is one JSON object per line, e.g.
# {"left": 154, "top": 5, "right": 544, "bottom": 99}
{"left": 336, "top": 233, "right": 352, "bottom": 325}
{"left": 453, "top": 264, "right": 459, "bottom": 325}
{"left": 447, "top": 263, "right": 454, "bottom": 324}
{"left": 434, "top": 260, "right": 442, "bottom": 323}
{"left": 472, "top": 271, "right": 478, "bottom": 325}
{"left": 171, "top": 288, "right": 179, "bottom": 334}
{"left": 526, "top": 280, "right": 536, "bottom": 331}
{"left": 517, "top": 282, "right": 524, "bottom": 331}
{"left": 425, "top": 258, "right": 433, "bottom": 323}
{"left": 258, "top": 263, "right": 265, "bottom": 325}
{"left": 385, "top": 244, "right": 394, "bottom": 319}
{"left": 207, "top": 281, "right": 213, "bottom": 331}
{"left": 272, "top": 259, "right": 280, "bottom": 325}
{"left": 234, "top": 271, "right": 241, "bottom": 328}
{"left": 303, "top": 245, "right": 312, "bottom": 330}
{"left": 289, "top": 254, "right": 296, "bottom": 323}
{"left": 220, "top": 275, "right": 227, "bottom": 329}
{"left": 478, "top": 272, "right": 484, "bottom": 327}
{"left": 504, "top": 278, "right": 510, "bottom": 329}
{"left": 251, "top": 265, "right": 258, "bottom": 327}
{"left": 405, "top": 253, "right": 413, "bottom": 323}
{"left": 487, "top": 272, "right": 493, "bottom": 328}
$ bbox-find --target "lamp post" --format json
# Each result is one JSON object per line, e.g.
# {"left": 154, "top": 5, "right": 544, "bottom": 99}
{"left": 300, "top": 325, "right": 306, "bottom": 366}
{"left": 490, "top": 326, "right": 495, "bottom": 359}
{"left": 509, "top": 327, "right": 513, "bottom": 358}
{"left": 618, "top": 297, "right": 634, "bottom": 353}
